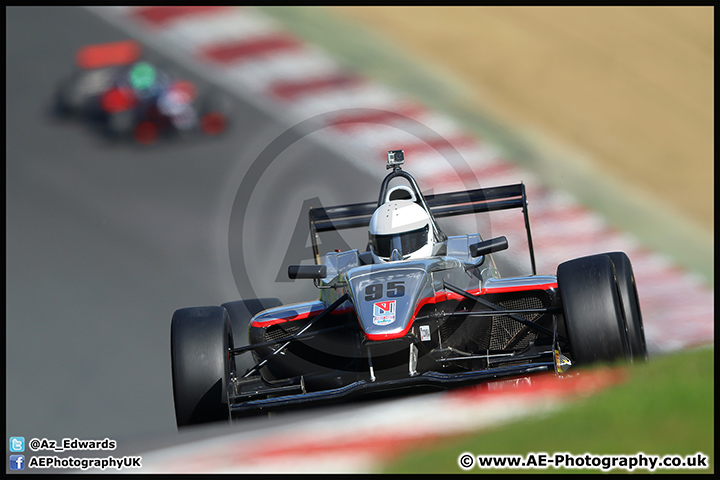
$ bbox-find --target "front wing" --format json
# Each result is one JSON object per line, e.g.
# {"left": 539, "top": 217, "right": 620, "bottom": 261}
{"left": 229, "top": 359, "right": 554, "bottom": 418}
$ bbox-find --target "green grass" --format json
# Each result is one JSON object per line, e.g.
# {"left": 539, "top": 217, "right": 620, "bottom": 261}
{"left": 381, "top": 346, "right": 714, "bottom": 474}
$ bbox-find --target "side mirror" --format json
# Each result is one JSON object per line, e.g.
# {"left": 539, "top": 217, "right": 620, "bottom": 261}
{"left": 288, "top": 265, "right": 327, "bottom": 279}
{"left": 469, "top": 236, "right": 508, "bottom": 257}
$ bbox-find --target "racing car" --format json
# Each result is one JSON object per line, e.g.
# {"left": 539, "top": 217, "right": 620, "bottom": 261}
{"left": 53, "top": 40, "right": 229, "bottom": 144}
{"left": 170, "top": 150, "right": 647, "bottom": 428}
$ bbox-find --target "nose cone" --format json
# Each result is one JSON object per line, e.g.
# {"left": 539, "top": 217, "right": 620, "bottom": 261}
{"left": 347, "top": 264, "right": 432, "bottom": 341}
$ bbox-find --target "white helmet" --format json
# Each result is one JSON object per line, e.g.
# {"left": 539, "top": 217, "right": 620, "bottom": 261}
{"left": 368, "top": 199, "right": 433, "bottom": 262}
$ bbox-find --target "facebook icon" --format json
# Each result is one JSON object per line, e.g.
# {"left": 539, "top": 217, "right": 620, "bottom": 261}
{"left": 9, "top": 455, "right": 25, "bottom": 470}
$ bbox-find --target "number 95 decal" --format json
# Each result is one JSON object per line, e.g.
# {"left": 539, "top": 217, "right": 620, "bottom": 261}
{"left": 365, "top": 281, "right": 405, "bottom": 301}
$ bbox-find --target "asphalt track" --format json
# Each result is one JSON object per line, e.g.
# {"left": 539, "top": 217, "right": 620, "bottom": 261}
{"left": 4, "top": 7, "right": 541, "bottom": 466}
{"left": 5, "top": 5, "right": 378, "bottom": 451}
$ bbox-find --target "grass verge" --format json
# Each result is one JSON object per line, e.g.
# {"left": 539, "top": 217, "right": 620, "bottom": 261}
{"left": 382, "top": 346, "right": 714, "bottom": 474}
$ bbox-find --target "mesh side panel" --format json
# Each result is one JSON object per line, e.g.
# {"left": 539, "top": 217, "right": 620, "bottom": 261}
{"left": 264, "top": 323, "right": 302, "bottom": 343}
{"left": 439, "top": 314, "right": 492, "bottom": 352}
{"left": 439, "top": 315, "right": 460, "bottom": 342}
{"left": 490, "top": 296, "right": 544, "bottom": 350}
{"left": 511, "top": 331, "right": 538, "bottom": 350}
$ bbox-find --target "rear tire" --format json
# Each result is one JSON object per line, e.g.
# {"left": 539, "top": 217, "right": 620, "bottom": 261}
{"left": 557, "top": 254, "right": 631, "bottom": 366}
{"left": 606, "top": 252, "right": 648, "bottom": 362}
{"left": 171, "top": 306, "right": 233, "bottom": 428}
{"left": 221, "top": 298, "right": 282, "bottom": 377}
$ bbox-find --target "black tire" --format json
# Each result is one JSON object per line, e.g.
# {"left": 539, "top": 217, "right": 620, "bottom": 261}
{"left": 557, "top": 254, "right": 631, "bottom": 366}
{"left": 171, "top": 306, "right": 233, "bottom": 428}
{"left": 606, "top": 252, "right": 648, "bottom": 362}
{"left": 221, "top": 298, "right": 282, "bottom": 377}
{"left": 53, "top": 77, "right": 80, "bottom": 118}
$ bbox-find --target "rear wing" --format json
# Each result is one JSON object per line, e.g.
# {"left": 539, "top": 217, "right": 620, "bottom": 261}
{"left": 309, "top": 183, "right": 537, "bottom": 274}
{"left": 75, "top": 40, "right": 142, "bottom": 69}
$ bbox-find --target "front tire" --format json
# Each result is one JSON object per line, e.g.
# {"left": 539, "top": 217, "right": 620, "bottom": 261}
{"left": 53, "top": 73, "right": 87, "bottom": 118}
{"left": 171, "top": 306, "right": 233, "bottom": 428}
{"left": 557, "top": 254, "right": 631, "bottom": 366}
{"left": 53, "top": 78, "right": 76, "bottom": 118}
{"left": 606, "top": 252, "right": 648, "bottom": 362}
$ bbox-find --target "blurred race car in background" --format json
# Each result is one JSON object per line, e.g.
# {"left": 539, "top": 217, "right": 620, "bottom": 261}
{"left": 170, "top": 149, "right": 648, "bottom": 428}
{"left": 53, "top": 40, "right": 230, "bottom": 144}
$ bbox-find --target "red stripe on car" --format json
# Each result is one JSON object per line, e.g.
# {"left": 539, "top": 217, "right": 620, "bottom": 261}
{"left": 253, "top": 306, "right": 353, "bottom": 327}
{"left": 480, "top": 282, "right": 558, "bottom": 294}
{"left": 365, "top": 283, "right": 557, "bottom": 341}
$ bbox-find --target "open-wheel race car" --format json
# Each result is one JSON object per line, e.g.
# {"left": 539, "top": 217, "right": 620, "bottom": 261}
{"left": 53, "top": 40, "right": 229, "bottom": 144}
{"left": 170, "top": 150, "right": 647, "bottom": 428}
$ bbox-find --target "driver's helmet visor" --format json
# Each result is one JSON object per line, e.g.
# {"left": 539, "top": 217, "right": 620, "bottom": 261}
{"left": 370, "top": 224, "right": 429, "bottom": 258}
